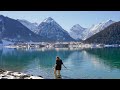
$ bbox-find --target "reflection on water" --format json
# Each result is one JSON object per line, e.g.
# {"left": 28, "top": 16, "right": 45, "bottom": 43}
{"left": 0, "top": 47, "right": 120, "bottom": 79}
{"left": 85, "top": 48, "right": 120, "bottom": 69}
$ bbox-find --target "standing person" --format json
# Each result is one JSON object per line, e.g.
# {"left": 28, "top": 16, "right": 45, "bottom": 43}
{"left": 54, "top": 56, "right": 66, "bottom": 78}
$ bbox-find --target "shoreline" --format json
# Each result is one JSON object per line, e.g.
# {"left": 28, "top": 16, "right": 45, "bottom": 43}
{"left": 0, "top": 69, "right": 44, "bottom": 79}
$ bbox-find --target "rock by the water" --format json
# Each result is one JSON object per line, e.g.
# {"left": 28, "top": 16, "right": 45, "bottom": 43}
{"left": 0, "top": 69, "right": 43, "bottom": 79}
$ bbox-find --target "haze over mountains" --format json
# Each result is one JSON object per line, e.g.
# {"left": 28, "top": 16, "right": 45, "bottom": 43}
{"left": 0, "top": 14, "right": 119, "bottom": 44}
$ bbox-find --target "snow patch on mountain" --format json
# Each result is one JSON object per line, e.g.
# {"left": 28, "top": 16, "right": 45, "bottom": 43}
{"left": 83, "top": 20, "right": 115, "bottom": 40}
{"left": 69, "top": 20, "right": 115, "bottom": 40}
{"left": 2, "top": 40, "right": 14, "bottom": 45}
{"left": 69, "top": 24, "right": 87, "bottom": 40}
{"left": 17, "top": 19, "right": 39, "bottom": 34}
{"left": 37, "top": 17, "right": 75, "bottom": 42}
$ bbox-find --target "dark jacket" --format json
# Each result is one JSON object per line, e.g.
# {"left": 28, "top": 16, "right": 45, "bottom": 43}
{"left": 55, "top": 59, "right": 63, "bottom": 70}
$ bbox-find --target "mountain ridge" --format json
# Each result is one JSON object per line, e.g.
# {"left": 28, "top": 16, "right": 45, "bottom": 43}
{"left": 83, "top": 21, "right": 120, "bottom": 44}
{"left": 69, "top": 20, "right": 115, "bottom": 40}
{"left": 37, "top": 17, "right": 75, "bottom": 42}
{"left": 0, "top": 15, "right": 45, "bottom": 42}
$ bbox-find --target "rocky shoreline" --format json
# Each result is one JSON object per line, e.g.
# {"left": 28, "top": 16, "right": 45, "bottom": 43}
{"left": 0, "top": 69, "right": 43, "bottom": 79}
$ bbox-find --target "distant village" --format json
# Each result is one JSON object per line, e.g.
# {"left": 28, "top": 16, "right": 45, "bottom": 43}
{"left": 2, "top": 41, "right": 120, "bottom": 49}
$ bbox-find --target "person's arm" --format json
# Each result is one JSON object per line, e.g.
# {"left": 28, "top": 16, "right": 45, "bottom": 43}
{"left": 61, "top": 60, "right": 67, "bottom": 69}
{"left": 62, "top": 63, "right": 67, "bottom": 69}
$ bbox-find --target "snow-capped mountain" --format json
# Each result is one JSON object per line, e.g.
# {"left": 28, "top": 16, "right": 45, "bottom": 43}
{"left": 84, "top": 21, "right": 120, "bottom": 44}
{"left": 69, "top": 20, "right": 115, "bottom": 40}
{"left": 38, "top": 17, "right": 75, "bottom": 42}
{"left": 0, "top": 15, "right": 44, "bottom": 42}
{"left": 83, "top": 20, "right": 115, "bottom": 40}
{"left": 17, "top": 19, "right": 39, "bottom": 34}
{"left": 0, "top": 14, "right": 116, "bottom": 43}
{"left": 69, "top": 24, "right": 87, "bottom": 40}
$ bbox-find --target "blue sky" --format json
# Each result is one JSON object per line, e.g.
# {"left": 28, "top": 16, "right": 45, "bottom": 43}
{"left": 0, "top": 11, "right": 120, "bottom": 32}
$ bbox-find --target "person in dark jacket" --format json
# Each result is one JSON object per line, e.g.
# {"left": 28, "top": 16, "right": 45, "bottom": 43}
{"left": 54, "top": 56, "right": 66, "bottom": 77}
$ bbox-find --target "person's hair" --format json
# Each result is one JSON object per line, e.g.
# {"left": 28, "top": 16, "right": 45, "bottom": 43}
{"left": 56, "top": 56, "right": 60, "bottom": 60}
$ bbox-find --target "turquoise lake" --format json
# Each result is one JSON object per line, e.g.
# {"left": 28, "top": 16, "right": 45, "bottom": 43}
{"left": 0, "top": 47, "right": 120, "bottom": 79}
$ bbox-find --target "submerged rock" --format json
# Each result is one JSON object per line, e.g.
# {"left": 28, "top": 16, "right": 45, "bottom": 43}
{"left": 0, "top": 69, "right": 5, "bottom": 74}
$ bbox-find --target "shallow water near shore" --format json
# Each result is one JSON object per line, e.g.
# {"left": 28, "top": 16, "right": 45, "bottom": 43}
{"left": 0, "top": 47, "right": 120, "bottom": 79}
